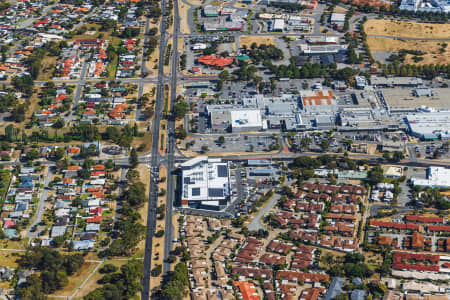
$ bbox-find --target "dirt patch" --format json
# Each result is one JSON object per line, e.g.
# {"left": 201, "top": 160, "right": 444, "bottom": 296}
{"left": 233, "top": 2, "right": 248, "bottom": 8}
{"left": 240, "top": 35, "right": 275, "bottom": 48}
{"left": 179, "top": 2, "right": 191, "bottom": 34}
{"left": 137, "top": 164, "right": 151, "bottom": 194}
{"left": 73, "top": 260, "right": 128, "bottom": 299}
{"left": 185, "top": 0, "right": 203, "bottom": 5}
{"left": 0, "top": 251, "right": 20, "bottom": 268}
{"left": 365, "top": 19, "right": 450, "bottom": 39}
{"left": 38, "top": 56, "right": 57, "bottom": 81}
{"left": 51, "top": 262, "right": 100, "bottom": 297}
{"left": 367, "top": 37, "right": 450, "bottom": 65}
{"left": 145, "top": 23, "right": 161, "bottom": 72}
{"left": 148, "top": 165, "right": 168, "bottom": 289}
{"left": 333, "top": 6, "right": 348, "bottom": 13}
{"left": 131, "top": 131, "right": 152, "bottom": 153}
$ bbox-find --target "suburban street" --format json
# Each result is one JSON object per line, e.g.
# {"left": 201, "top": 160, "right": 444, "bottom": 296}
{"left": 25, "top": 167, "right": 53, "bottom": 239}
{"left": 141, "top": 0, "right": 170, "bottom": 295}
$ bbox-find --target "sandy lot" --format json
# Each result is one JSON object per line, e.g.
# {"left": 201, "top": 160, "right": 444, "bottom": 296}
{"left": 367, "top": 37, "right": 450, "bottom": 65}
{"left": 51, "top": 262, "right": 100, "bottom": 297}
{"left": 240, "top": 36, "right": 275, "bottom": 48}
{"left": 73, "top": 260, "right": 128, "bottom": 299}
{"left": 179, "top": 2, "right": 191, "bottom": 34}
{"left": 145, "top": 45, "right": 160, "bottom": 73}
{"left": 365, "top": 19, "right": 450, "bottom": 39}
{"left": 184, "top": 0, "right": 203, "bottom": 5}
{"left": 333, "top": 6, "right": 348, "bottom": 13}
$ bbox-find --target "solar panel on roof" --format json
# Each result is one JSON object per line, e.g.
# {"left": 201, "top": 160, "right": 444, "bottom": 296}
{"left": 184, "top": 177, "right": 190, "bottom": 184}
{"left": 217, "top": 165, "right": 228, "bottom": 177}
{"left": 208, "top": 188, "right": 223, "bottom": 197}
{"left": 192, "top": 187, "right": 200, "bottom": 196}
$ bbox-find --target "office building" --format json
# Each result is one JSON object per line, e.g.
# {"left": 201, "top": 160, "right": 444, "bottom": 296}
{"left": 180, "top": 156, "right": 231, "bottom": 210}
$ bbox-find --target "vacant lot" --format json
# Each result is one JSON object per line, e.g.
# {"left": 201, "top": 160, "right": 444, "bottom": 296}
{"left": 179, "top": 2, "right": 191, "bottom": 34}
{"left": 365, "top": 19, "right": 450, "bottom": 39}
{"left": 51, "top": 262, "right": 100, "bottom": 297}
{"left": 240, "top": 36, "right": 275, "bottom": 48}
{"left": 367, "top": 37, "right": 450, "bottom": 65}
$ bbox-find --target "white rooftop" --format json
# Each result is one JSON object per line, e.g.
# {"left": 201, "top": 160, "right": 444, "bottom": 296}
{"left": 181, "top": 157, "right": 230, "bottom": 205}
{"left": 231, "top": 109, "right": 262, "bottom": 129}
{"left": 412, "top": 167, "right": 450, "bottom": 188}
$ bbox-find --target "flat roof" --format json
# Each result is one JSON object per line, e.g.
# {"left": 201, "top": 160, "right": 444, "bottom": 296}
{"left": 300, "top": 90, "right": 335, "bottom": 106}
{"left": 382, "top": 88, "right": 450, "bottom": 108}
{"left": 371, "top": 76, "right": 423, "bottom": 86}
{"left": 406, "top": 112, "right": 450, "bottom": 137}
{"left": 330, "top": 13, "right": 346, "bottom": 22}
{"left": 272, "top": 19, "right": 285, "bottom": 30}
{"left": 231, "top": 109, "right": 262, "bottom": 128}
{"left": 182, "top": 157, "right": 230, "bottom": 202}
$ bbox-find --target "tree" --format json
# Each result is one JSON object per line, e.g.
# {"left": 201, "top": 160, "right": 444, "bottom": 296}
{"left": 160, "top": 262, "right": 189, "bottom": 299}
{"left": 126, "top": 169, "right": 140, "bottom": 182}
{"left": 218, "top": 136, "right": 225, "bottom": 144}
{"left": 320, "top": 139, "right": 330, "bottom": 152}
{"left": 152, "top": 264, "right": 162, "bottom": 276}
{"left": 299, "top": 137, "right": 311, "bottom": 151}
{"left": 392, "top": 151, "right": 405, "bottom": 162}
{"left": 219, "top": 70, "right": 230, "bottom": 81}
{"left": 175, "top": 127, "right": 187, "bottom": 140}
{"left": 335, "top": 293, "right": 349, "bottom": 300}
{"left": 16, "top": 274, "right": 47, "bottom": 300}
{"left": 52, "top": 236, "right": 65, "bottom": 247}
{"left": 122, "top": 182, "right": 147, "bottom": 207}
{"left": 26, "top": 149, "right": 40, "bottom": 161}
{"left": 100, "top": 264, "right": 118, "bottom": 274}
{"left": 367, "top": 165, "right": 384, "bottom": 185}
{"left": 53, "top": 118, "right": 65, "bottom": 129}
{"left": 17, "top": 248, "right": 84, "bottom": 296}
{"left": 129, "top": 148, "right": 138, "bottom": 168}
{"left": 201, "top": 145, "right": 209, "bottom": 153}
{"left": 173, "top": 101, "right": 188, "bottom": 120}
{"left": 54, "top": 147, "right": 65, "bottom": 160}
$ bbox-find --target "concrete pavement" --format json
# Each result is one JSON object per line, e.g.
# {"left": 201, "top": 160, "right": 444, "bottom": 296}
{"left": 248, "top": 193, "right": 280, "bottom": 231}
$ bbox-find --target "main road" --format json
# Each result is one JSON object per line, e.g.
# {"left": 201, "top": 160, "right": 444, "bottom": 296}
{"left": 141, "top": 0, "right": 170, "bottom": 297}
{"left": 162, "top": 0, "right": 181, "bottom": 276}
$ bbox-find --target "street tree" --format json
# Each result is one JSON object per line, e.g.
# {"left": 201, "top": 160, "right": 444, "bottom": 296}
{"left": 129, "top": 148, "right": 138, "bottom": 168}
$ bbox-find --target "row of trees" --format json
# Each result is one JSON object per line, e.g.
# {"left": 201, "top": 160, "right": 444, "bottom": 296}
{"left": 155, "top": 262, "right": 189, "bottom": 299}
{"left": 0, "top": 122, "right": 140, "bottom": 148}
{"left": 99, "top": 180, "right": 147, "bottom": 257}
{"left": 381, "top": 63, "right": 450, "bottom": 79}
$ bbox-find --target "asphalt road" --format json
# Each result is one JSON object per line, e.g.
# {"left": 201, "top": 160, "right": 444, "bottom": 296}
{"left": 248, "top": 193, "right": 280, "bottom": 231}
{"left": 141, "top": 0, "right": 169, "bottom": 296}
{"left": 162, "top": 0, "right": 181, "bottom": 276}
{"left": 69, "top": 58, "right": 88, "bottom": 122}
{"left": 25, "top": 166, "right": 53, "bottom": 239}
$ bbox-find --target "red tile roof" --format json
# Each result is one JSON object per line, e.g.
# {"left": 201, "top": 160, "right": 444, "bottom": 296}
{"left": 275, "top": 271, "right": 329, "bottom": 282}
{"left": 197, "top": 55, "right": 234, "bottom": 67}
{"left": 405, "top": 215, "right": 444, "bottom": 224}
{"left": 233, "top": 281, "right": 259, "bottom": 300}
{"left": 427, "top": 225, "right": 450, "bottom": 232}
{"left": 87, "top": 215, "right": 102, "bottom": 223}
{"left": 370, "top": 220, "right": 419, "bottom": 230}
